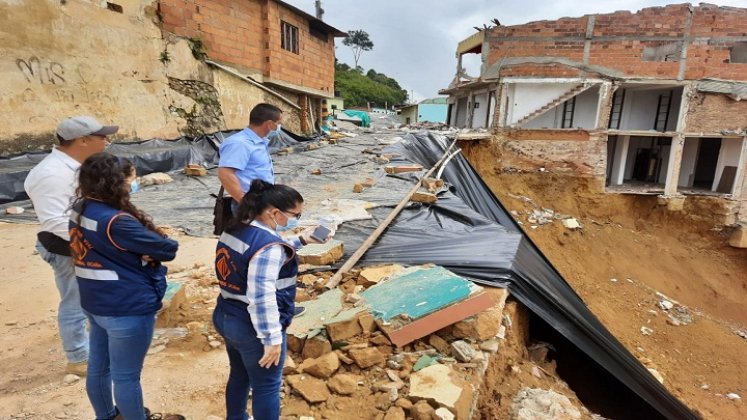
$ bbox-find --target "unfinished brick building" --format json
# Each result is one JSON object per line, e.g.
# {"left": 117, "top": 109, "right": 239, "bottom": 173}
{"left": 159, "top": 0, "right": 345, "bottom": 131}
{"left": 441, "top": 3, "right": 747, "bottom": 229}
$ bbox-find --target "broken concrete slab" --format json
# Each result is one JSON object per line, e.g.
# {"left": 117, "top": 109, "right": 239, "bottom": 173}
{"left": 287, "top": 288, "right": 344, "bottom": 339}
{"left": 297, "top": 239, "right": 344, "bottom": 265}
{"left": 286, "top": 374, "right": 331, "bottom": 403}
{"left": 408, "top": 364, "right": 473, "bottom": 420}
{"left": 360, "top": 266, "right": 495, "bottom": 347}
{"left": 358, "top": 264, "right": 405, "bottom": 287}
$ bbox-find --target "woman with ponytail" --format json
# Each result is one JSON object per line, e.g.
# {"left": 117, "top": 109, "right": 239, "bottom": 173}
{"left": 213, "top": 179, "right": 324, "bottom": 420}
{"left": 69, "top": 152, "right": 182, "bottom": 420}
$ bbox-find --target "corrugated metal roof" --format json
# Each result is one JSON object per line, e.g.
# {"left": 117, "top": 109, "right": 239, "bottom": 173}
{"left": 419, "top": 97, "right": 447, "bottom": 105}
{"left": 697, "top": 79, "right": 747, "bottom": 100}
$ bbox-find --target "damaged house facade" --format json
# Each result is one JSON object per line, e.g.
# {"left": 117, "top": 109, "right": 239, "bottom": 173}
{"left": 0, "top": 0, "right": 343, "bottom": 152}
{"left": 159, "top": 0, "right": 346, "bottom": 132}
{"left": 441, "top": 4, "right": 747, "bottom": 226}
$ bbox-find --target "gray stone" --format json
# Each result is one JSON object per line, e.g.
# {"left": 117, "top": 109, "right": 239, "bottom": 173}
{"left": 450, "top": 340, "right": 476, "bottom": 362}
{"left": 511, "top": 388, "right": 581, "bottom": 419}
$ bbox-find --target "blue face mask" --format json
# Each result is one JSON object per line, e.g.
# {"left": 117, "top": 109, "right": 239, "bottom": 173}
{"left": 273, "top": 211, "right": 299, "bottom": 232}
{"left": 130, "top": 180, "right": 139, "bottom": 194}
{"left": 268, "top": 124, "right": 282, "bottom": 139}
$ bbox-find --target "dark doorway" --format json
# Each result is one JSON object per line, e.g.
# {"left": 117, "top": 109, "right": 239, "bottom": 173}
{"left": 632, "top": 148, "right": 654, "bottom": 182}
{"left": 693, "top": 139, "right": 721, "bottom": 189}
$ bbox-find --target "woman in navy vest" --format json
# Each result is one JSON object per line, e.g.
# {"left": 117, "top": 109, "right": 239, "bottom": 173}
{"left": 213, "top": 179, "right": 321, "bottom": 420}
{"left": 69, "top": 153, "right": 182, "bottom": 420}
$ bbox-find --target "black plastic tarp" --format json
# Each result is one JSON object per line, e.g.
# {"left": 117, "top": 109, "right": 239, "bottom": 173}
{"left": 358, "top": 132, "right": 697, "bottom": 420}
{"left": 0, "top": 129, "right": 312, "bottom": 205}
{"left": 0, "top": 127, "right": 697, "bottom": 419}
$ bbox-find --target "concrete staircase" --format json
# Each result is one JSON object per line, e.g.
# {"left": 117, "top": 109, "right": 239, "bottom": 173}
{"left": 515, "top": 84, "right": 594, "bottom": 127}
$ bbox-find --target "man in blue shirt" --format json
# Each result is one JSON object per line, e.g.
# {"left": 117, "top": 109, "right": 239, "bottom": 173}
{"left": 217, "top": 103, "right": 306, "bottom": 317}
{"left": 218, "top": 103, "right": 283, "bottom": 204}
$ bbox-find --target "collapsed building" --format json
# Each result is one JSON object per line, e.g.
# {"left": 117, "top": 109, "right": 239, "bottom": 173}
{"left": 440, "top": 3, "right": 747, "bottom": 235}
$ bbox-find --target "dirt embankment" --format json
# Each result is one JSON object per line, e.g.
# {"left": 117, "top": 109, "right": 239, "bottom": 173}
{"left": 462, "top": 140, "right": 747, "bottom": 420}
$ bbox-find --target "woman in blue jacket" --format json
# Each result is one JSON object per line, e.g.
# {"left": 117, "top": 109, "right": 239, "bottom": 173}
{"left": 213, "top": 179, "right": 322, "bottom": 420}
{"left": 69, "top": 153, "right": 181, "bottom": 420}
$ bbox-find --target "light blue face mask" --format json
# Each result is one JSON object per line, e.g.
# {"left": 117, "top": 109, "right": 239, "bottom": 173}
{"left": 130, "top": 180, "right": 139, "bottom": 194}
{"left": 267, "top": 124, "right": 282, "bottom": 139}
{"left": 273, "top": 212, "right": 299, "bottom": 232}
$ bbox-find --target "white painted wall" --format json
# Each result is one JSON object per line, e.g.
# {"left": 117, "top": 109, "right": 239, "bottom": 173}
{"left": 679, "top": 138, "right": 700, "bottom": 187}
{"left": 523, "top": 86, "right": 599, "bottom": 129}
{"left": 508, "top": 83, "right": 578, "bottom": 125}
{"left": 712, "top": 138, "right": 745, "bottom": 192}
{"left": 487, "top": 92, "right": 496, "bottom": 128}
{"left": 472, "top": 92, "right": 489, "bottom": 128}
{"left": 619, "top": 87, "right": 683, "bottom": 131}
{"left": 657, "top": 144, "right": 671, "bottom": 184}
{"left": 624, "top": 137, "right": 657, "bottom": 179}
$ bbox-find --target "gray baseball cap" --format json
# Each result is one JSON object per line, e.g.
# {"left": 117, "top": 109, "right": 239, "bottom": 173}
{"left": 56, "top": 116, "right": 119, "bottom": 141}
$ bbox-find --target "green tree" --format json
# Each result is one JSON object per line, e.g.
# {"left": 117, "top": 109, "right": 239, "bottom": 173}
{"left": 342, "top": 30, "right": 374, "bottom": 68}
{"left": 335, "top": 62, "right": 407, "bottom": 108}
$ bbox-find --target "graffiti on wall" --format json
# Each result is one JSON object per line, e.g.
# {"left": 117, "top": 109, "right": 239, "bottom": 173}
{"left": 16, "top": 56, "right": 66, "bottom": 85}
{"left": 12, "top": 57, "right": 115, "bottom": 107}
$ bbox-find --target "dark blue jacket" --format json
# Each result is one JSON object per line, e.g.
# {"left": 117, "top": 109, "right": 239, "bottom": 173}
{"left": 69, "top": 199, "right": 178, "bottom": 316}
{"left": 215, "top": 223, "right": 298, "bottom": 333}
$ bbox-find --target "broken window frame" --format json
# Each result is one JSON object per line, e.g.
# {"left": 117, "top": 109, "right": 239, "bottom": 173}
{"left": 281, "top": 21, "right": 299, "bottom": 54}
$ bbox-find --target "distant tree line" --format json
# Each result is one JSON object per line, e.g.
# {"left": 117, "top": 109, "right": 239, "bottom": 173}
{"left": 334, "top": 61, "right": 408, "bottom": 108}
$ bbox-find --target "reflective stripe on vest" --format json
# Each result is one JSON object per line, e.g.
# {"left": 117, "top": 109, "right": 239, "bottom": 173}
{"left": 220, "top": 289, "right": 250, "bottom": 305}
{"left": 220, "top": 232, "right": 250, "bottom": 254}
{"left": 276, "top": 275, "right": 296, "bottom": 290}
{"left": 70, "top": 210, "right": 99, "bottom": 231}
{"left": 75, "top": 266, "right": 119, "bottom": 281}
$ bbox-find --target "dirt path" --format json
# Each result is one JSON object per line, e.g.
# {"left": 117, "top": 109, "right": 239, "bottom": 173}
{"left": 0, "top": 222, "right": 226, "bottom": 419}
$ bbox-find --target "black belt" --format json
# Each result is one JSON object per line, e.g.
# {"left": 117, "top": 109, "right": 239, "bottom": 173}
{"left": 37, "top": 231, "right": 71, "bottom": 256}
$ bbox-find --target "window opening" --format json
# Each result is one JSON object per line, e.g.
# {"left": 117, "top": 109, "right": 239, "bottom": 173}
{"left": 281, "top": 21, "right": 299, "bottom": 54}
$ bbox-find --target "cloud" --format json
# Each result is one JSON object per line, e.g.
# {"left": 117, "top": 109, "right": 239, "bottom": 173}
{"left": 283, "top": 0, "right": 747, "bottom": 102}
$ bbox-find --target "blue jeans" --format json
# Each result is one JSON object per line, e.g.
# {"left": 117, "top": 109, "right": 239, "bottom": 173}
{"left": 213, "top": 302, "right": 287, "bottom": 420}
{"left": 36, "top": 242, "right": 89, "bottom": 363}
{"left": 85, "top": 311, "right": 155, "bottom": 420}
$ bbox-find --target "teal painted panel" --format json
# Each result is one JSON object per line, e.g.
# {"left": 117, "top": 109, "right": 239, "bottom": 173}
{"left": 163, "top": 281, "right": 182, "bottom": 301}
{"left": 361, "top": 266, "right": 473, "bottom": 322}
{"left": 418, "top": 104, "right": 448, "bottom": 123}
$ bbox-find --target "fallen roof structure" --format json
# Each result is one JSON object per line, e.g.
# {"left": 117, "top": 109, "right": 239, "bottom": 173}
{"left": 0, "top": 128, "right": 697, "bottom": 419}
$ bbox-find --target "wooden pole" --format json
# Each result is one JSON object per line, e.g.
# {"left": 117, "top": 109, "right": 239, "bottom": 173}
{"left": 324, "top": 139, "right": 458, "bottom": 289}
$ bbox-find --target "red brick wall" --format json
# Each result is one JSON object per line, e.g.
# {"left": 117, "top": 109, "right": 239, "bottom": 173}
{"left": 686, "top": 93, "right": 747, "bottom": 133}
{"left": 486, "top": 4, "right": 747, "bottom": 81}
{"left": 159, "top": 0, "right": 335, "bottom": 94}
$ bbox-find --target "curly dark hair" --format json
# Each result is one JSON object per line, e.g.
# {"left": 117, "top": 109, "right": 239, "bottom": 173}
{"left": 73, "top": 152, "right": 162, "bottom": 234}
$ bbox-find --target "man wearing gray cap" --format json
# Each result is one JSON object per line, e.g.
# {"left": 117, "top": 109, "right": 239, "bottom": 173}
{"left": 24, "top": 116, "right": 118, "bottom": 376}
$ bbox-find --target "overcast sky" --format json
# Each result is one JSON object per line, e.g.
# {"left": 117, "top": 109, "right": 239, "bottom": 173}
{"left": 284, "top": 0, "right": 747, "bottom": 102}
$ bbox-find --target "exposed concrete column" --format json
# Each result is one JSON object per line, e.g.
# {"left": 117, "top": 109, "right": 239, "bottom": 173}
{"left": 665, "top": 135, "right": 686, "bottom": 196}
{"left": 496, "top": 82, "right": 508, "bottom": 128}
{"left": 595, "top": 82, "right": 614, "bottom": 130}
{"left": 610, "top": 135, "right": 630, "bottom": 185}
{"left": 664, "top": 83, "right": 693, "bottom": 196}
{"left": 731, "top": 136, "right": 747, "bottom": 199}
{"left": 465, "top": 91, "right": 475, "bottom": 128}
